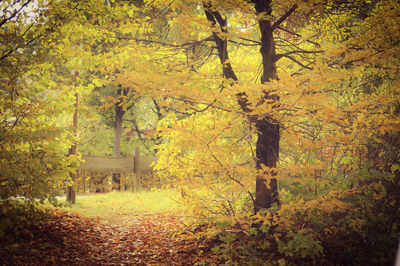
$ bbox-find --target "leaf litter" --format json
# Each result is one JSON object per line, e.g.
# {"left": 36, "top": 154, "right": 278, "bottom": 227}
{"left": 1, "top": 210, "right": 221, "bottom": 265}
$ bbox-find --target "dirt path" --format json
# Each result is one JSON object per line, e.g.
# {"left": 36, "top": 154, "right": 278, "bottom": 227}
{"left": 1, "top": 210, "right": 220, "bottom": 265}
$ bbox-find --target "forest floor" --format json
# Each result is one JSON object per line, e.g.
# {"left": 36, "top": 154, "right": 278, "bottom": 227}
{"left": 1, "top": 210, "right": 221, "bottom": 265}
{"left": 1, "top": 192, "right": 222, "bottom": 265}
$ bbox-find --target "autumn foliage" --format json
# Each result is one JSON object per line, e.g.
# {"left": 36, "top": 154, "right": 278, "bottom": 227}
{"left": 1, "top": 0, "right": 399, "bottom": 264}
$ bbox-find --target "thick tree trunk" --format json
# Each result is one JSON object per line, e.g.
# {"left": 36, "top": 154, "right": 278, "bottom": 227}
{"left": 254, "top": 118, "right": 279, "bottom": 212}
{"left": 112, "top": 88, "right": 126, "bottom": 191}
{"left": 204, "top": 0, "right": 280, "bottom": 213}
{"left": 253, "top": 0, "right": 280, "bottom": 213}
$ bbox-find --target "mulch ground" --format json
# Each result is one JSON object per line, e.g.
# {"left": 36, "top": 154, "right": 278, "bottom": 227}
{"left": 0, "top": 210, "right": 221, "bottom": 265}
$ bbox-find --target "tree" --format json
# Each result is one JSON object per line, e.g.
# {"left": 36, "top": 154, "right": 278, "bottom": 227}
{"left": 147, "top": 4, "right": 399, "bottom": 262}
{"left": 0, "top": 0, "right": 96, "bottom": 232}
{"left": 202, "top": 0, "right": 285, "bottom": 212}
{"left": 147, "top": 0, "right": 320, "bottom": 214}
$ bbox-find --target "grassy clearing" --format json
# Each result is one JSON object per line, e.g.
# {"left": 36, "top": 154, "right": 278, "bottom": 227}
{"left": 57, "top": 190, "right": 184, "bottom": 225}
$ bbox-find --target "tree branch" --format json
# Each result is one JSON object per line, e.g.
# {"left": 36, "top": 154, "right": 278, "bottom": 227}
{"left": 203, "top": 4, "right": 238, "bottom": 81}
{"left": 272, "top": 4, "right": 297, "bottom": 30}
{"left": 239, "top": 37, "right": 261, "bottom": 45}
{"left": 282, "top": 54, "right": 313, "bottom": 69}
{"left": 0, "top": 34, "right": 41, "bottom": 62}
{"left": 275, "top": 49, "right": 324, "bottom": 62}
{"left": 228, "top": 39, "right": 260, "bottom": 47}
{"left": 276, "top": 26, "right": 321, "bottom": 46}
{"left": 0, "top": 0, "right": 33, "bottom": 28}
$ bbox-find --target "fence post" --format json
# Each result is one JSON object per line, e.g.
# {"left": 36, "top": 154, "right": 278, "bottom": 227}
{"left": 134, "top": 147, "right": 140, "bottom": 193}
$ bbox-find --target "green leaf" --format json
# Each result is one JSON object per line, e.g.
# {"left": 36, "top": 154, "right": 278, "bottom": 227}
{"left": 249, "top": 227, "right": 258, "bottom": 236}
{"left": 92, "top": 79, "right": 102, "bottom": 87}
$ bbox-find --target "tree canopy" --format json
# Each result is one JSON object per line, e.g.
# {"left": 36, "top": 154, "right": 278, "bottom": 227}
{"left": 1, "top": 0, "right": 399, "bottom": 264}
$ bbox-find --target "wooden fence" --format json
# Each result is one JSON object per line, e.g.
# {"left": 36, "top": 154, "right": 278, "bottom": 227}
{"left": 76, "top": 148, "right": 156, "bottom": 192}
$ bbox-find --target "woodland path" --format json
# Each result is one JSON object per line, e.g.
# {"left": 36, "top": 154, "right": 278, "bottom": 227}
{"left": 1, "top": 210, "right": 220, "bottom": 265}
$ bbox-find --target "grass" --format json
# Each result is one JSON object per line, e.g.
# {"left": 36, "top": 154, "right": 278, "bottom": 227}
{"left": 57, "top": 190, "right": 184, "bottom": 225}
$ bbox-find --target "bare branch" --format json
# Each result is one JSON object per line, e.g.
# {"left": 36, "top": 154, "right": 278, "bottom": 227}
{"left": 239, "top": 37, "right": 261, "bottom": 45}
{"left": 0, "top": 33, "right": 42, "bottom": 62}
{"left": 228, "top": 39, "right": 260, "bottom": 46}
{"left": 115, "top": 35, "right": 213, "bottom": 49}
{"left": 282, "top": 54, "right": 313, "bottom": 69}
{"left": 272, "top": 4, "right": 297, "bottom": 30}
{"left": 276, "top": 26, "right": 321, "bottom": 46}
{"left": 275, "top": 49, "right": 324, "bottom": 61}
{"left": 0, "top": 0, "right": 33, "bottom": 28}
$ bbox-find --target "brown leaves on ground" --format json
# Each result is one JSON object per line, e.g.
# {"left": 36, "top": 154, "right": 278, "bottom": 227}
{"left": 1, "top": 210, "right": 221, "bottom": 265}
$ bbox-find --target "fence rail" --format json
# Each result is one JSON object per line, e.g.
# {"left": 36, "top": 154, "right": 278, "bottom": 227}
{"left": 74, "top": 149, "right": 157, "bottom": 193}
{"left": 79, "top": 154, "right": 155, "bottom": 174}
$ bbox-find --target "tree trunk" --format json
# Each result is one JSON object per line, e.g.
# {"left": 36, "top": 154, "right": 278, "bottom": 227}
{"left": 252, "top": 0, "right": 280, "bottom": 212}
{"left": 254, "top": 118, "right": 279, "bottom": 212}
{"left": 112, "top": 88, "right": 126, "bottom": 191}
{"left": 113, "top": 102, "right": 124, "bottom": 156}
{"left": 67, "top": 82, "right": 78, "bottom": 203}
{"left": 204, "top": 0, "right": 280, "bottom": 213}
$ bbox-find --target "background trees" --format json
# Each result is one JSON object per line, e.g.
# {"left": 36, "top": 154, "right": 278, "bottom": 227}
{"left": 0, "top": 0, "right": 92, "bottom": 233}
